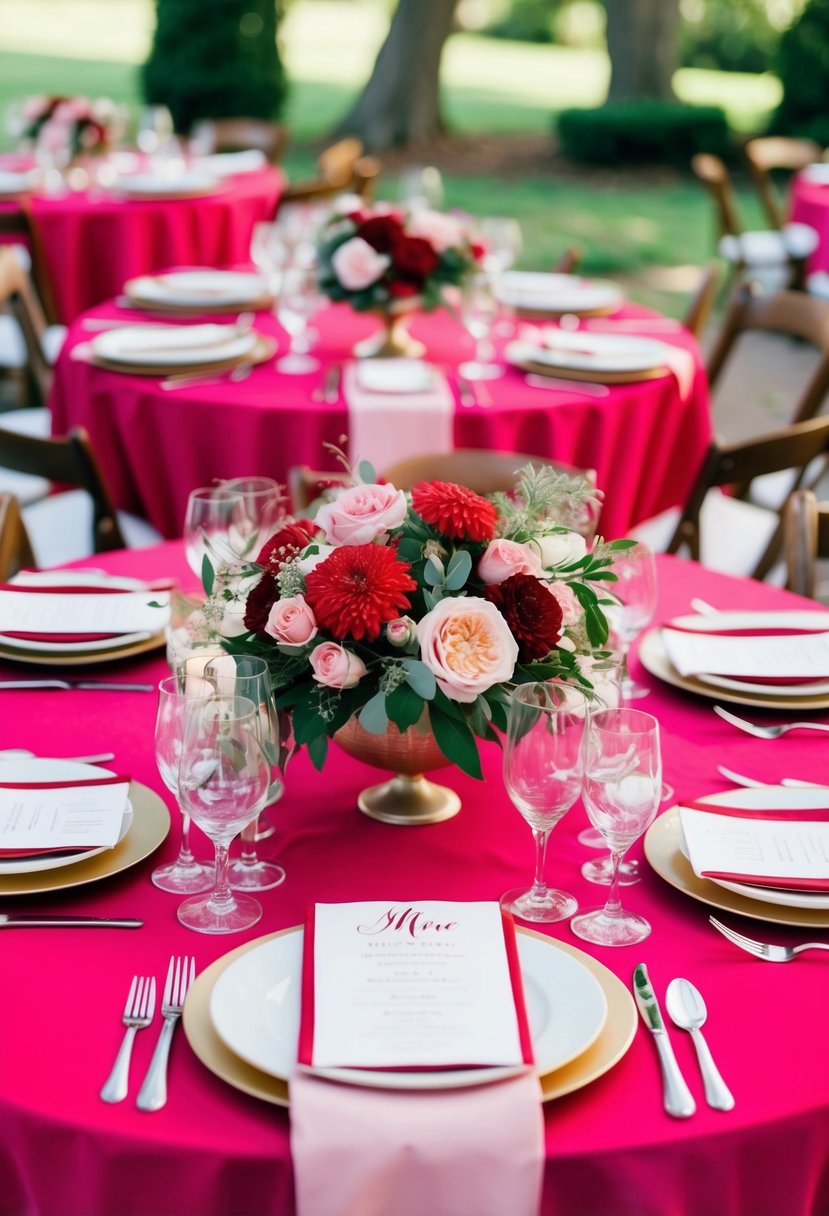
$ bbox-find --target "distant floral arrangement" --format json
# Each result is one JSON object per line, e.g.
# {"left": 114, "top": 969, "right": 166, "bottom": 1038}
{"left": 20, "top": 95, "right": 123, "bottom": 158}
{"left": 316, "top": 202, "right": 484, "bottom": 313}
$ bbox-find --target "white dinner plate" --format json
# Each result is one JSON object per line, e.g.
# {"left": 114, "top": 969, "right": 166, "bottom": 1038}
{"left": 0, "top": 169, "right": 38, "bottom": 196}
{"left": 124, "top": 270, "right": 269, "bottom": 307}
{"left": 114, "top": 171, "right": 219, "bottom": 197}
{"left": 91, "top": 323, "right": 256, "bottom": 368}
{"left": 678, "top": 786, "right": 829, "bottom": 910}
{"left": 193, "top": 151, "right": 266, "bottom": 177}
{"left": 695, "top": 671, "right": 829, "bottom": 697}
{"left": 802, "top": 163, "right": 829, "bottom": 186}
{"left": 0, "top": 759, "right": 133, "bottom": 875}
{"left": 209, "top": 927, "right": 608, "bottom": 1091}
{"left": 505, "top": 331, "right": 669, "bottom": 375}
{"left": 497, "top": 272, "right": 624, "bottom": 315}
{"left": 355, "top": 358, "right": 435, "bottom": 394}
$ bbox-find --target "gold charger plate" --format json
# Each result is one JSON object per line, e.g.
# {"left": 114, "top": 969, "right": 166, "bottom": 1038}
{"left": 0, "top": 780, "right": 169, "bottom": 896}
{"left": 644, "top": 807, "right": 829, "bottom": 929}
{"left": 520, "top": 358, "right": 667, "bottom": 386}
{"left": 0, "top": 629, "right": 166, "bottom": 667}
{"left": 639, "top": 629, "right": 829, "bottom": 711}
{"left": 124, "top": 294, "right": 275, "bottom": 315}
{"left": 182, "top": 925, "right": 636, "bottom": 1108}
{"left": 89, "top": 333, "right": 275, "bottom": 378}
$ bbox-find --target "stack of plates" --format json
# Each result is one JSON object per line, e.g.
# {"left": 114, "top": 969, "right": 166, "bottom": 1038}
{"left": 114, "top": 171, "right": 220, "bottom": 200}
{"left": 192, "top": 150, "right": 267, "bottom": 177}
{"left": 123, "top": 269, "right": 272, "bottom": 314}
{"left": 497, "top": 273, "right": 624, "bottom": 317}
{"left": 505, "top": 331, "right": 670, "bottom": 385}
{"left": 87, "top": 322, "right": 265, "bottom": 377}
{"left": 182, "top": 926, "right": 637, "bottom": 1107}
{"left": 0, "top": 169, "right": 39, "bottom": 198}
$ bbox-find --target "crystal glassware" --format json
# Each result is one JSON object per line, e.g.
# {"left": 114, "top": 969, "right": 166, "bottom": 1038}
{"left": 501, "top": 682, "right": 589, "bottom": 923}
{"left": 176, "top": 693, "right": 271, "bottom": 933}
{"left": 221, "top": 475, "right": 285, "bottom": 562}
{"left": 458, "top": 271, "right": 502, "bottom": 381}
{"left": 570, "top": 708, "right": 662, "bottom": 947}
{"left": 276, "top": 264, "right": 321, "bottom": 374}
{"left": 606, "top": 542, "right": 658, "bottom": 700}
{"left": 151, "top": 677, "right": 214, "bottom": 894}
{"left": 183, "top": 486, "right": 246, "bottom": 581}
{"left": 478, "top": 216, "right": 522, "bottom": 274}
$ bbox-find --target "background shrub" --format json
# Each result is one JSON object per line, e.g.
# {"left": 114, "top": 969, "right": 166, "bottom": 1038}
{"left": 556, "top": 101, "right": 732, "bottom": 166}
{"left": 772, "top": 0, "right": 829, "bottom": 145}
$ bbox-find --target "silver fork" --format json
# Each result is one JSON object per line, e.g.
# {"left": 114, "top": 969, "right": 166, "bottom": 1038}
{"left": 100, "top": 975, "right": 156, "bottom": 1103}
{"left": 709, "top": 916, "right": 829, "bottom": 962}
{"left": 136, "top": 956, "right": 196, "bottom": 1111}
{"left": 713, "top": 705, "right": 829, "bottom": 739}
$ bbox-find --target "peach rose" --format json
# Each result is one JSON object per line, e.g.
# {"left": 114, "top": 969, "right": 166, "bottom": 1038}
{"left": 545, "top": 579, "right": 583, "bottom": 627}
{"left": 309, "top": 642, "right": 367, "bottom": 689}
{"left": 331, "top": 236, "right": 390, "bottom": 291}
{"left": 408, "top": 209, "right": 467, "bottom": 252}
{"left": 264, "top": 594, "right": 318, "bottom": 646}
{"left": 315, "top": 483, "right": 408, "bottom": 547}
{"left": 530, "top": 530, "right": 587, "bottom": 569}
{"left": 478, "top": 538, "right": 542, "bottom": 585}
{"left": 416, "top": 597, "right": 518, "bottom": 702}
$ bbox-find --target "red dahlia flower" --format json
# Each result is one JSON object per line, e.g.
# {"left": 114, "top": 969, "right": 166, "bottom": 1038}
{"left": 484, "top": 573, "right": 563, "bottom": 661}
{"left": 411, "top": 481, "right": 497, "bottom": 542}
{"left": 256, "top": 523, "right": 314, "bottom": 572}
{"left": 304, "top": 545, "right": 417, "bottom": 642}
{"left": 244, "top": 572, "right": 279, "bottom": 634}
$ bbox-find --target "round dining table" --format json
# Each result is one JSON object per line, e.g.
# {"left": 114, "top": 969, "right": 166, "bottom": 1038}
{"left": 0, "top": 546, "right": 828, "bottom": 1216}
{"left": 49, "top": 298, "right": 712, "bottom": 541}
{"left": 790, "top": 170, "right": 829, "bottom": 274}
{"left": 0, "top": 166, "right": 284, "bottom": 323}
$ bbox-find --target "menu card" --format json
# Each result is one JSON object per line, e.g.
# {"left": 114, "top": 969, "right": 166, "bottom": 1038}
{"left": 0, "top": 777, "right": 130, "bottom": 856}
{"left": 0, "top": 589, "right": 170, "bottom": 637}
{"left": 298, "top": 900, "right": 534, "bottom": 1071}
{"left": 679, "top": 804, "right": 829, "bottom": 891}
{"left": 662, "top": 627, "right": 829, "bottom": 680}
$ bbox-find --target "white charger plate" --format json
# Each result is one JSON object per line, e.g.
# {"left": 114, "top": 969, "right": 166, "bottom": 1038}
{"left": 209, "top": 926, "right": 608, "bottom": 1091}
{"left": 355, "top": 358, "right": 435, "bottom": 394}
{"left": 124, "top": 269, "right": 268, "bottom": 307}
{"left": 115, "top": 171, "right": 219, "bottom": 197}
{"left": 505, "top": 332, "right": 669, "bottom": 375}
{"left": 193, "top": 151, "right": 266, "bottom": 177}
{"left": 0, "top": 759, "right": 133, "bottom": 875}
{"left": 91, "top": 323, "right": 256, "bottom": 368}
{"left": 0, "top": 169, "right": 38, "bottom": 196}
{"left": 802, "top": 164, "right": 829, "bottom": 186}
{"left": 678, "top": 786, "right": 829, "bottom": 911}
{"left": 497, "top": 272, "right": 624, "bottom": 315}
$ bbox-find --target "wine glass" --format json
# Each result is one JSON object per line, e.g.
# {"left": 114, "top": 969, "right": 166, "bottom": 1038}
{"left": 478, "top": 216, "right": 522, "bottom": 274}
{"left": 183, "top": 486, "right": 246, "bottom": 581}
{"left": 222, "top": 476, "right": 285, "bottom": 561}
{"left": 570, "top": 708, "right": 662, "bottom": 947}
{"left": 176, "top": 693, "right": 271, "bottom": 933}
{"left": 151, "top": 677, "right": 214, "bottom": 894}
{"left": 277, "top": 265, "right": 321, "bottom": 374}
{"left": 606, "top": 542, "right": 658, "bottom": 701}
{"left": 501, "top": 682, "right": 590, "bottom": 923}
{"left": 458, "top": 272, "right": 502, "bottom": 381}
{"left": 136, "top": 105, "right": 174, "bottom": 157}
{"left": 399, "top": 164, "right": 444, "bottom": 211}
{"left": 250, "top": 221, "right": 289, "bottom": 296}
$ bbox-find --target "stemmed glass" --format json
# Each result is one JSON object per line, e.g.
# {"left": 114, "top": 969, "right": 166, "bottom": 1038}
{"left": 571, "top": 708, "right": 662, "bottom": 947}
{"left": 176, "top": 693, "right": 271, "bottom": 933}
{"left": 221, "top": 476, "right": 285, "bottom": 561}
{"left": 250, "top": 221, "right": 289, "bottom": 297}
{"left": 458, "top": 272, "right": 502, "bottom": 381}
{"left": 183, "top": 486, "right": 246, "bottom": 580}
{"left": 151, "top": 677, "right": 214, "bottom": 894}
{"left": 606, "top": 542, "right": 658, "bottom": 701}
{"left": 501, "top": 682, "right": 590, "bottom": 923}
{"left": 277, "top": 265, "right": 321, "bottom": 374}
{"left": 399, "top": 164, "right": 444, "bottom": 211}
{"left": 478, "top": 216, "right": 522, "bottom": 274}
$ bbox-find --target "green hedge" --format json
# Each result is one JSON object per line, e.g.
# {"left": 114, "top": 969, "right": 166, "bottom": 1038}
{"left": 772, "top": 0, "right": 829, "bottom": 145}
{"left": 556, "top": 101, "right": 732, "bottom": 166}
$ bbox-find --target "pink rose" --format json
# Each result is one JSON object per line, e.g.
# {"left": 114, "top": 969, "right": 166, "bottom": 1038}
{"left": 416, "top": 597, "right": 518, "bottom": 702}
{"left": 309, "top": 642, "right": 367, "bottom": 689}
{"left": 386, "top": 615, "right": 417, "bottom": 647}
{"left": 264, "top": 594, "right": 318, "bottom": 646}
{"left": 331, "top": 236, "right": 390, "bottom": 291}
{"left": 407, "top": 209, "right": 467, "bottom": 252}
{"left": 545, "top": 580, "right": 582, "bottom": 627}
{"left": 315, "top": 483, "right": 407, "bottom": 547}
{"left": 478, "top": 538, "right": 542, "bottom": 585}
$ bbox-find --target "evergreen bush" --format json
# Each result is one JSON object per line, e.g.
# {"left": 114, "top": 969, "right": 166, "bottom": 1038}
{"left": 556, "top": 102, "right": 731, "bottom": 166}
{"left": 772, "top": 0, "right": 829, "bottom": 145}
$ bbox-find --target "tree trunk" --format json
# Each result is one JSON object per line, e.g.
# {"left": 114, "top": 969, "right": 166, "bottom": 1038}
{"left": 605, "top": 0, "right": 679, "bottom": 102}
{"left": 334, "top": 0, "right": 459, "bottom": 151}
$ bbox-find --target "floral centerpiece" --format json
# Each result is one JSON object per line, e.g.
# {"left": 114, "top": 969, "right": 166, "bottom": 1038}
{"left": 315, "top": 202, "right": 483, "bottom": 356}
{"left": 20, "top": 95, "right": 123, "bottom": 160}
{"left": 200, "top": 459, "right": 631, "bottom": 822}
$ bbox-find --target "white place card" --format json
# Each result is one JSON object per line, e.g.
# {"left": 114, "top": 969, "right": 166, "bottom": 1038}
{"left": 679, "top": 806, "right": 829, "bottom": 888}
{"left": 0, "top": 590, "right": 170, "bottom": 636}
{"left": 662, "top": 628, "right": 829, "bottom": 679}
{"left": 299, "top": 900, "right": 533, "bottom": 1070}
{"left": 0, "top": 781, "right": 130, "bottom": 850}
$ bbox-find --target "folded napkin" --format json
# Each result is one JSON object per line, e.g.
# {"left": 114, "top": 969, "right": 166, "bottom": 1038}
{"left": 661, "top": 625, "right": 829, "bottom": 683}
{"left": 0, "top": 582, "right": 135, "bottom": 643}
{"left": 290, "top": 1068, "right": 544, "bottom": 1216}
{"left": 0, "top": 775, "right": 129, "bottom": 858}
{"left": 344, "top": 360, "right": 454, "bottom": 472}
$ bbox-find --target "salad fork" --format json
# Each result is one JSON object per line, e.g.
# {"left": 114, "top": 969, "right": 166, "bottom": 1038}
{"left": 709, "top": 916, "right": 829, "bottom": 962}
{"left": 100, "top": 975, "right": 156, "bottom": 1103}
{"left": 136, "top": 956, "right": 196, "bottom": 1111}
{"left": 713, "top": 705, "right": 829, "bottom": 739}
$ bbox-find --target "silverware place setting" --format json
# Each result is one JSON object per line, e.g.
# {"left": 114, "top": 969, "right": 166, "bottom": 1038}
{"left": 524, "top": 373, "right": 610, "bottom": 398}
{"left": 713, "top": 705, "right": 829, "bottom": 739}
{"left": 665, "top": 978, "right": 734, "bottom": 1110}
{"left": 100, "top": 975, "right": 157, "bottom": 1104}
{"left": 0, "top": 680, "right": 153, "bottom": 692}
{"left": 311, "top": 363, "right": 342, "bottom": 404}
{"left": 632, "top": 963, "right": 696, "bottom": 1118}
{"left": 716, "top": 765, "right": 821, "bottom": 789}
{"left": 0, "top": 914, "right": 142, "bottom": 929}
{"left": 710, "top": 916, "right": 829, "bottom": 962}
{"left": 0, "top": 748, "right": 116, "bottom": 763}
{"left": 136, "top": 955, "right": 196, "bottom": 1112}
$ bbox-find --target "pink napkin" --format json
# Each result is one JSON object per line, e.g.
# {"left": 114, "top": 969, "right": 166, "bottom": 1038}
{"left": 0, "top": 775, "right": 130, "bottom": 857}
{"left": 683, "top": 798, "right": 829, "bottom": 891}
{"left": 343, "top": 362, "right": 454, "bottom": 473}
{"left": 289, "top": 1068, "right": 544, "bottom": 1216}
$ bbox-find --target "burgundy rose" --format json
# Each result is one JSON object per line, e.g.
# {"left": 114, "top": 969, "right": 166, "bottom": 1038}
{"left": 484, "top": 573, "right": 563, "bottom": 662}
{"left": 388, "top": 279, "right": 422, "bottom": 299}
{"left": 392, "top": 235, "right": 439, "bottom": 279}
{"left": 244, "top": 571, "right": 279, "bottom": 635}
{"left": 358, "top": 215, "right": 405, "bottom": 254}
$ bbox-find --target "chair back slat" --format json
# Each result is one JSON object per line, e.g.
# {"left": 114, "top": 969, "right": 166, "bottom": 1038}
{"left": 0, "top": 492, "right": 36, "bottom": 579}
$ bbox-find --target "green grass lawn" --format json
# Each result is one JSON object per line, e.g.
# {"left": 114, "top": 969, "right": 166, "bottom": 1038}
{"left": 0, "top": 0, "right": 779, "bottom": 312}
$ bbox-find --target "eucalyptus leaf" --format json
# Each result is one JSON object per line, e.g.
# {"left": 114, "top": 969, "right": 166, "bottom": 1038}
{"left": 201, "top": 553, "right": 214, "bottom": 597}
{"left": 386, "top": 683, "right": 424, "bottom": 732}
{"left": 444, "top": 549, "right": 472, "bottom": 590}
{"left": 357, "top": 459, "right": 377, "bottom": 484}
{"left": 401, "top": 658, "right": 436, "bottom": 699}
{"left": 359, "top": 690, "right": 389, "bottom": 735}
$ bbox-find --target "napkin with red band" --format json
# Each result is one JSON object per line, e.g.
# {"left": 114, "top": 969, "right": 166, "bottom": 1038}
{"left": 662, "top": 619, "right": 829, "bottom": 686}
{"left": 0, "top": 582, "right": 132, "bottom": 642}
{"left": 0, "top": 775, "right": 130, "bottom": 858}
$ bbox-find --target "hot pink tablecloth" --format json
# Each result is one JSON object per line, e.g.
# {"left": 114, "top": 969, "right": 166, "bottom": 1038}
{"left": 790, "top": 173, "right": 829, "bottom": 274}
{"left": 0, "top": 167, "right": 283, "bottom": 323}
{"left": 50, "top": 301, "right": 712, "bottom": 541}
{"left": 1, "top": 547, "right": 828, "bottom": 1216}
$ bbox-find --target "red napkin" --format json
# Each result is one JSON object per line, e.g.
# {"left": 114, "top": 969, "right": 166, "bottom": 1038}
{"left": 0, "top": 582, "right": 132, "bottom": 643}
{"left": 0, "top": 775, "right": 130, "bottom": 858}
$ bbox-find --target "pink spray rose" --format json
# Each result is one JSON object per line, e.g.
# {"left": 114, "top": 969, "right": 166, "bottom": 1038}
{"left": 314, "top": 483, "right": 408, "bottom": 547}
{"left": 331, "top": 236, "right": 390, "bottom": 291}
{"left": 309, "top": 642, "right": 367, "bottom": 689}
{"left": 478, "top": 538, "right": 542, "bottom": 585}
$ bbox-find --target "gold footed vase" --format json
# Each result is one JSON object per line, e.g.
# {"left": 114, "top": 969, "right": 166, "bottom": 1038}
{"left": 334, "top": 717, "right": 461, "bottom": 826}
{"left": 353, "top": 303, "right": 426, "bottom": 360}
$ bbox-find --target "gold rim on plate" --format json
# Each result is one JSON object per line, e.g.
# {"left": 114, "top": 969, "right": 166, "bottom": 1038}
{"left": 124, "top": 294, "right": 275, "bottom": 315}
{"left": 519, "top": 359, "right": 667, "bottom": 385}
{"left": 0, "top": 630, "right": 166, "bottom": 666}
{"left": 0, "top": 781, "right": 169, "bottom": 896}
{"left": 639, "top": 629, "right": 829, "bottom": 711}
{"left": 89, "top": 334, "right": 276, "bottom": 378}
{"left": 182, "top": 925, "right": 637, "bottom": 1108}
{"left": 644, "top": 807, "right": 829, "bottom": 929}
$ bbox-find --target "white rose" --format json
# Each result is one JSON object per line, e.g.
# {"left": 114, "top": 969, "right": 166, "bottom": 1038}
{"left": 530, "top": 530, "right": 587, "bottom": 569}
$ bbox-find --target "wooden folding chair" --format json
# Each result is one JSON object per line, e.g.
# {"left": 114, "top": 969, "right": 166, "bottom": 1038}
{"left": 0, "top": 492, "right": 35, "bottom": 580}
{"left": 744, "top": 136, "right": 822, "bottom": 231}
{"left": 0, "top": 209, "right": 58, "bottom": 325}
{"left": 681, "top": 264, "right": 719, "bottom": 339}
{"left": 0, "top": 245, "right": 59, "bottom": 408}
{"left": 280, "top": 138, "right": 368, "bottom": 206}
{"left": 784, "top": 488, "right": 829, "bottom": 598}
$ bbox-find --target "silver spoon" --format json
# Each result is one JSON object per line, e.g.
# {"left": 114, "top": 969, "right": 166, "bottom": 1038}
{"left": 0, "top": 749, "right": 116, "bottom": 764}
{"left": 665, "top": 978, "right": 735, "bottom": 1111}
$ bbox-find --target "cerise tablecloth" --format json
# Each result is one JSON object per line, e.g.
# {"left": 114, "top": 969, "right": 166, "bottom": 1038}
{"left": 790, "top": 172, "right": 829, "bottom": 274}
{"left": 1, "top": 547, "right": 828, "bottom": 1216}
{"left": 50, "top": 301, "right": 712, "bottom": 541}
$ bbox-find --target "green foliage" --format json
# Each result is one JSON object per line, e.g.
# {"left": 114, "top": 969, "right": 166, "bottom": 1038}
{"left": 681, "top": 0, "right": 785, "bottom": 74}
{"left": 486, "top": 0, "right": 559, "bottom": 44}
{"left": 772, "top": 0, "right": 829, "bottom": 144}
{"left": 557, "top": 101, "right": 732, "bottom": 166}
{"left": 142, "top": 0, "right": 287, "bottom": 133}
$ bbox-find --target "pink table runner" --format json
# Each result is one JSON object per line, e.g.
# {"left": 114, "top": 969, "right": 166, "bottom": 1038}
{"left": 790, "top": 173, "right": 829, "bottom": 274}
{"left": 50, "top": 301, "right": 712, "bottom": 541}
{"left": 1, "top": 546, "right": 828, "bottom": 1216}
{"left": 0, "top": 167, "right": 283, "bottom": 323}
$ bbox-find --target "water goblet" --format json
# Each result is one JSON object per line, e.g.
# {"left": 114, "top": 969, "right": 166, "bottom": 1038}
{"left": 136, "top": 105, "right": 174, "bottom": 159}
{"left": 501, "top": 682, "right": 590, "bottom": 923}
{"left": 183, "top": 486, "right": 246, "bottom": 581}
{"left": 250, "top": 221, "right": 289, "bottom": 296}
{"left": 399, "top": 164, "right": 444, "bottom": 211}
{"left": 606, "top": 542, "right": 658, "bottom": 701}
{"left": 151, "top": 677, "right": 214, "bottom": 894}
{"left": 221, "top": 475, "right": 286, "bottom": 561}
{"left": 176, "top": 693, "right": 271, "bottom": 933}
{"left": 458, "top": 271, "right": 502, "bottom": 381}
{"left": 570, "top": 708, "right": 662, "bottom": 947}
{"left": 478, "top": 216, "right": 522, "bottom": 274}
{"left": 277, "top": 265, "right": 321, "bottom": 374}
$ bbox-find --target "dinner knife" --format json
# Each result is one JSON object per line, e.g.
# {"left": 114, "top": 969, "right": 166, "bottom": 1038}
{"left": 0, "top": 915, "right": 142, "bottom": 928}
{"left": 0, "top": 681, "right": 154, "bottom": 692}
{"left": 632, "top": 963, "right": 696, "bottom": 1119}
